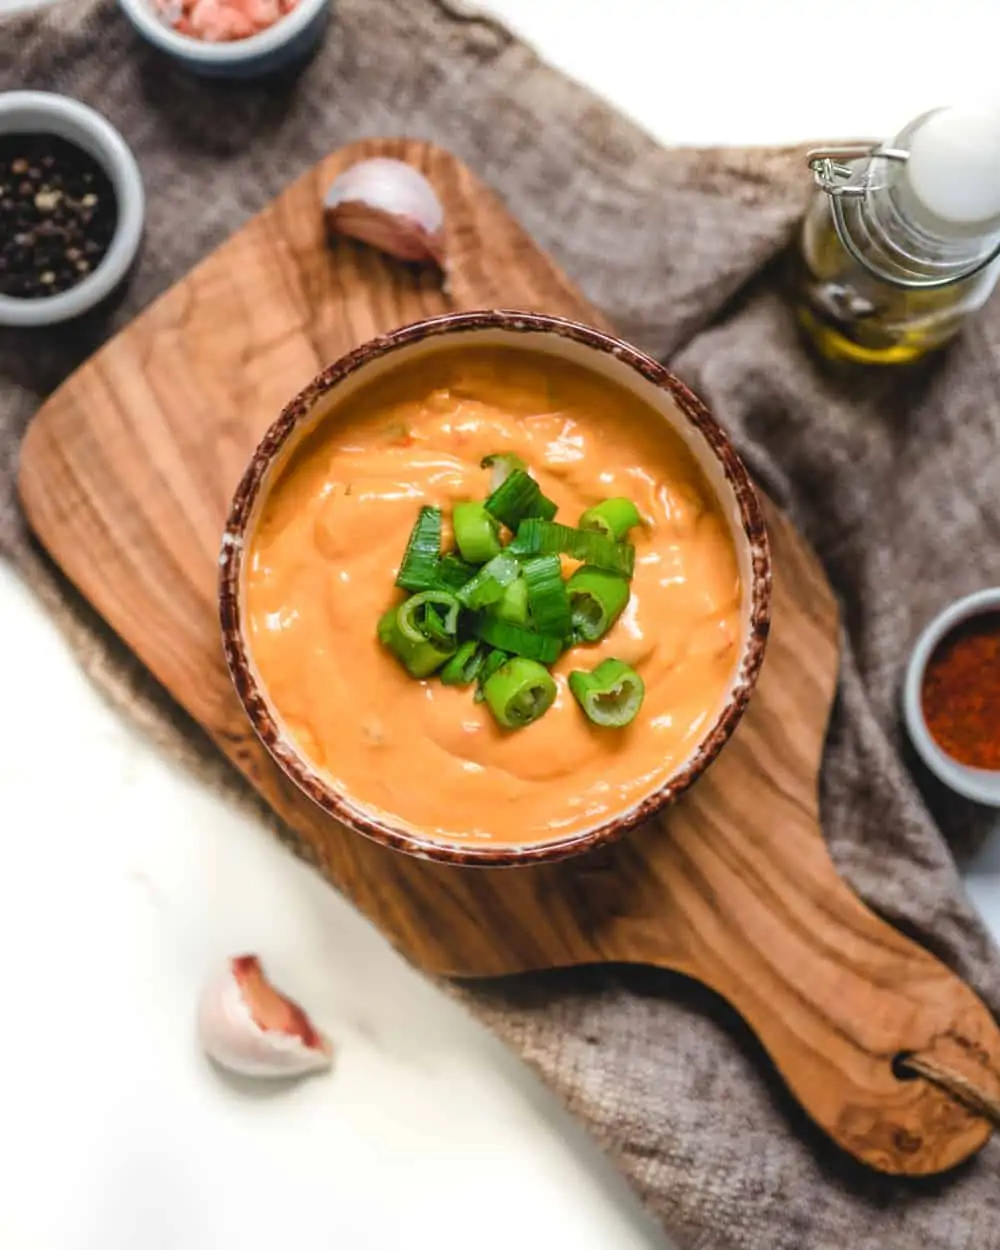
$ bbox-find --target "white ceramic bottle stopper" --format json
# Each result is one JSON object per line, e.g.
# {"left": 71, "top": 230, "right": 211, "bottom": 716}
{"left": 898, "top": 107, "right": 1000, "bottom": 239}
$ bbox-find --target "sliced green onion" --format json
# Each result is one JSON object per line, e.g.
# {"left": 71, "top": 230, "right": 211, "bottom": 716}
{"left": 566, "top": 565, "right": 630, "bottom": 642}
{"left": 481, "top": 648, "right": 510, "bottom": 682}
{"left": 377, "top": 608, "right": 398, "bottom": 647}
{"left": 457, "top": 553, "right": 520, "bottom": 609}
{"left": 399, "top": 590, "right": 460, "bottom": 647}
{"left": 521, "top": 555, "right": 572, "bottom": 638}
{"left": 485, "top": 469, "right": 557, "bottom": 530}
{"left": 473, "top": 648, "right": 510, "bottom": 703}
{"left": 440, "top": 640, "right": 485, "bottom": 687}
{"left": 484, "top": 658, "right": 557, "bottom": 729}
{"left": 453, "top": 501, "right": 502, "bottom": 564}
{"left": 435, "top": 553, "right": 478, "bottom": 592}
{"left": 579, "top": 497, "right": 642, "bottom": 541}
{"left": 474, "top": 617, "right": 562, "bottom": 664}
{"left": 568, "top": 658, "right": 645, "bottom": 727}
{"left": 481, "top": 451, "right": 527, "bottom": 492}
{"left": 509, "top": 518, "right": 635, "bottom": 578}
{"left": 395, "top": 506, "right": 442, "bottom": 592}
{"left": 378, "top": 602, "right": 455, "bottom": 678}
{"left": 493, "top": 575, "right": 529, "bottom": 625}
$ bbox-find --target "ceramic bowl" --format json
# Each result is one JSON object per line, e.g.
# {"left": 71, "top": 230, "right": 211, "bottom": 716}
{"left": 117, "top": 0, "right": 331, "bottom": 78}
{"left": 0, "top": 92, "right": 144, "bottom": 329}
{"left": 903, "top": 587, "right": 1000, "bottom": 806}
{"left": 220, "top": 311, "right": 772, "bottom": 866}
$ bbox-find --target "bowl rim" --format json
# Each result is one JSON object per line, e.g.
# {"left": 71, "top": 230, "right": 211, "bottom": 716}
{"left": 117, "top": 0, "right": 329, "bottom": 63}
{"left": 219, "top": 310, "right": 773, "bottom": 866}
{"left": 902, "top": 587, "right": 1000, "bottom": 807}
{"left": 0, "top": 92, "right": 145, "bottom": 328}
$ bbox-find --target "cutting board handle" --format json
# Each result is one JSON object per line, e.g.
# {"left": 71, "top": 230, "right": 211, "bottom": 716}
{"left": 650, "top": 800, "right": 1000, "bottom": 1175}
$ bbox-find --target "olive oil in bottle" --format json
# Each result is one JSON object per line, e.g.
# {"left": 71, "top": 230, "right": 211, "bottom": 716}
{"left": 794, "top": 108, "right": 1000, "bottom": 364}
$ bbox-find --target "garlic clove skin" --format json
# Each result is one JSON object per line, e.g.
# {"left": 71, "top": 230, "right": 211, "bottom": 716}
{"left": 323, "top": 158, "right": 445, "bottom": 266}
{"left": 198, "top": 955, "right": 333, "bottom": 1080}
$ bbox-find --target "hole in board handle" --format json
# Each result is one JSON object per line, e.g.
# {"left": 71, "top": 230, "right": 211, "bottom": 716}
{"left": 892, "top": 1051, "right": 919, "bottom": 1081}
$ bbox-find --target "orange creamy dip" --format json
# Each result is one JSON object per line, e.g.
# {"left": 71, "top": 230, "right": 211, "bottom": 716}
{"left": 246, "top": 347, "right": 742, "bottom": 845}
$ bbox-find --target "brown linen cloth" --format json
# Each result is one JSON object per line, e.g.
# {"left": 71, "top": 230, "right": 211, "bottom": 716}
{"left": 4, "top": 3, "right": 1000, "bottom": 1247}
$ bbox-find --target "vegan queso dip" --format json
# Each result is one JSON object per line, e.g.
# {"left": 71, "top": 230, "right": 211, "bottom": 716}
{"left": 245, "top": 347, "right": 742, "bottom": 846}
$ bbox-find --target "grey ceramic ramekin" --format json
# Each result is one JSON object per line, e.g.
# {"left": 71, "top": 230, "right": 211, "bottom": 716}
{"left": 903, "top": 587, "right": 1000, "bottom": 806}
{"left": 0, "top": 92, "right": 144, "bottom": 328}
{"left": 117, "top": 0, "right": 331, "bottom": 78}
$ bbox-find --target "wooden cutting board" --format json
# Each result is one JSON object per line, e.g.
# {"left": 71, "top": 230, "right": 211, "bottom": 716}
{"left": 18, "top": 138, "right": 1000, "bottom": 1175}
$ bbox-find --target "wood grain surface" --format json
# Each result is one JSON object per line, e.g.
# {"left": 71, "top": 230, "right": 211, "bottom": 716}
{"left": 19, "top": 138, "right": 1000, "bottom": 1175}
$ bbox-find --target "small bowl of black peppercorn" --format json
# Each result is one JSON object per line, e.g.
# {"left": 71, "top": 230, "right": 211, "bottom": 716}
{"left": 0, "top": 92, "right": 144, "bottom": 328}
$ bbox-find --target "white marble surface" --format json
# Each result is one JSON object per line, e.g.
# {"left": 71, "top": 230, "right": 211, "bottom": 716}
{"left": 2, "top": 3, "right": 1000, "bottom": 1249}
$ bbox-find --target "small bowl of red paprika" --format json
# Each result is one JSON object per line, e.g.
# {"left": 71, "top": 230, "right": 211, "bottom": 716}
{"left": 904, "top": 588, "right": 1000, "bottom": 806}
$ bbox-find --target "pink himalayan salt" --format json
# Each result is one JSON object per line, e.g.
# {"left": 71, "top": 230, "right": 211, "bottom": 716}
{"left": 154, "top": 0, "right": 300, "bottom": 42}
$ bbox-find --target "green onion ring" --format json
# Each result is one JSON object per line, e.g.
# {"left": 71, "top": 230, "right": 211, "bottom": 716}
{"left": 484, "top": 657, "right": 557, "bottom": 729}
{"left": 568, "top": 658, "right": 645, "bottom": 727}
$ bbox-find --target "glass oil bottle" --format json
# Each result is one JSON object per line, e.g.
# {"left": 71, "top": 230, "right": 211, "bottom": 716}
{"left": 793, "top": 108, "right": 1000, "bottom": 364}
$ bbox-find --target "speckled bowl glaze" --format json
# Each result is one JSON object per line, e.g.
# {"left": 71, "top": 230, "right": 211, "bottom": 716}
{"left": 220, "top": 311, "right": 772, "bottom": 866}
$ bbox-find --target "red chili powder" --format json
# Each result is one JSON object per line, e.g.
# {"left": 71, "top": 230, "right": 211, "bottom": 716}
{"left": 921, "top": 612, "right": 1000, "bottom": 771}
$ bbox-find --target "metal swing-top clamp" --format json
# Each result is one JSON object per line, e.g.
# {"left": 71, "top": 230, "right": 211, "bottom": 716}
{"left": 805, "top": 142, "right": 1000, "bottom": 288}
{"left": 807, "top": 143, "right": 910, "bottom": 198}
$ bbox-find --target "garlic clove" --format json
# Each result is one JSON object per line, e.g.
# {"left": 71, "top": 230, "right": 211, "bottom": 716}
{"left": 198, "top": 954, "right": 333, "bottom": 1079}
{"left": 323, "top": 158, "right": 445, "bottom": 266}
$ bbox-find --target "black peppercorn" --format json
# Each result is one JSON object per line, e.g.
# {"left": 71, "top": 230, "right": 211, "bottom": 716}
{"left": 0, "top": 133, "right": 118, "bottom": 300}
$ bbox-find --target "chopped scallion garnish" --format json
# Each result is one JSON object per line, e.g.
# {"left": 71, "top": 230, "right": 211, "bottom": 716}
{"left": 483, "top": 658, "right": 557, "bottom": 729}
{"left": 394, "top": 505, "right": 442, "bottom": 592}
{"left": 579, "top": 497, "right": 642, "bottom": 541}
{"left": 473, "top": 648, "right": 510, "bottom": 703}
{"left": 399, "top": 590, "right": 461, "bottom": 647}
{"left": 457, "top": 552, "right": 521, "bottom": 609}
{"left": 474, "top": 617, "right": 562, "bottom": 664}
{"left": 493, "top": 575, "right": 529, "bottom": 625}
{"left": 481, "top": 451, "right": 527, "bottom": 492}
{"left": 435, "top": 553, "right": 478, "bottom": 592}
{"left": 440, "top": 640, "right": 485, "bottom": 687}
{"left": 566, "top": 565, "right": 630, "bottom": 642}
{"left": 378, "top": 455, "right": 650, "bottom": 730}
{"left": 568, "top": 658, "right": 645, "bottom": 727}
{"left": 485, "top": 468, "right": 557, "bottom": 531}
{"left": 378, "top": 602, "right": 455, "bottom": 678}
{"left": 509, "top": 518, "right": 635, "bottom": 578}
{"left": 521, "top": 555, "right": 572, "bottom": 638}
{"left": 453, "top": 501, "right": 502, "bottom": 564}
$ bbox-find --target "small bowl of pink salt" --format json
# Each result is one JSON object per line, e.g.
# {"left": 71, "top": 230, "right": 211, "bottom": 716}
{"left": 118, "top": 0, "right": 331, "bottom": 78}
